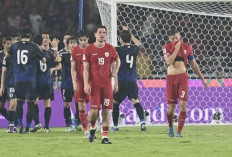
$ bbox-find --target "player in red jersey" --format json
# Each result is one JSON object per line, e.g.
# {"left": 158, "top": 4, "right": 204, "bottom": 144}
{"left": 83, "top": 25, "right": 120, "bottom": 144}
{"left": 71, "top": 30, "right": 89, "bottom": 138}
{"left": 163, "top": 28, "right": 208, "bottom": 137}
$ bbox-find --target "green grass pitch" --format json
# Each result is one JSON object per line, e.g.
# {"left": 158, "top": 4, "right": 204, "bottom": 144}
{"left": 0, "top": 125, "right": 231, "bottom": 157}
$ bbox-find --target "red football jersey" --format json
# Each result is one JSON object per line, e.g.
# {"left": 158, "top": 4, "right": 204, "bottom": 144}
{"left": 163, "top": 40, "right": 193, "bottom": 67}
{"left": 83, "top": 43, "right": 118, "bottom": 86}
{"left": 71, "top": 45, "right": 85, "bottom": 80}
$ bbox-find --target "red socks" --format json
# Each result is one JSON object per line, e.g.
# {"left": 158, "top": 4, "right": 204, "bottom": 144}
{"left": 79, "top": 110, "right": 88, "bottom": 131}
{"left": 166, "top": 113, "right": 174, "bottom": 128}
{"left": 102, "top": 127, "right": 109, "bottom": 137}
{"left": 177, "top": 111, "right": 186, "bottom": 133}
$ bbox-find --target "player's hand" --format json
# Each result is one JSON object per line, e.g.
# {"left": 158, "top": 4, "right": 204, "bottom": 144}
{"left": 73, "top": 82, "right": 79, "bottom": 92}
{"left": 50, "top": 38, "right": 59, "bottom": 49}
{"left": 122, "top": 26, "right": 129, "bottom": 30}
{"left": 50, "top": 68, "right": 54, "bottom": 75}
{"left": 175, "top": 40, "right": 181, "bottom": 51}
{"left": 55, "top": 83, "right": 59, "bottom": 93}
{"left": 84, "top": 84, "right": 91, "bottom": 95}
{"left": 111, "top": 70, "right": 118, "bottom": 77}
{"left": 202, "top": 79, "right": 208, "bottom": 88}
{"left": 0, "top": 87, "right": 4, "bottom": 97}
{"left": 114, "top": 82, "right": 119, "bottom": 93}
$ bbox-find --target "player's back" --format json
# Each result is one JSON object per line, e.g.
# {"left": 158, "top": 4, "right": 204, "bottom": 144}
{"left": 116, "top": 45, "right": 140, "bottom": 82}
{"left": 3, "top": 56, "right": 15, "bottom": 87}
{"left": 37, "top": 50, "right": 55, "bottom": 85}
{"left": 60, "top": 51, "right": 73, "bottom": 89}
{"left": 71, "top": 46, "right": 85, "bottom": 80}
{"left": 9, "top": 41, "right": 43, "bottom": 82}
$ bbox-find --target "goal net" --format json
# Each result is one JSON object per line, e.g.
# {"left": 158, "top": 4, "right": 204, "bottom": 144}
{"left": 96, "top": 0, "right": 232, "bottom": 126}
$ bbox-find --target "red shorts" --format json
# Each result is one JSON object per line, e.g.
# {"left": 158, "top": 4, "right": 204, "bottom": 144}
{"left": 89, "top": 82, "right": 113, "bottom": 110}
{"left": 166, "top": 72, "right": 188, "bottom": 104}
{"left": 74, "top": 80, "right": 88, "bottom": 103}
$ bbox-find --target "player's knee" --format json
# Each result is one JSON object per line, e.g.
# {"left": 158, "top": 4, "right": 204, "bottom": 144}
{"left": 78, "top": 102, "right": 86, "bottom": 110}
{"left": 179, "top": 101, "right": 187, "bottom": 112}
{"left": 132, "top": 98, "right": 140, "bottom": 105}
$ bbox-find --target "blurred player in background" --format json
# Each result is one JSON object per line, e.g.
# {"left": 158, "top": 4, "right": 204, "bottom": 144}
{"left": 54, "top": 36, "right": 77, "bottom": 131}
{"left": 112, "top": 26, "right": 146, "bottom": 132}
{"left": 163, "top": 28, "right": 207, "bottom": 137}
{"left": 0, "top": 37, "right": 11, "bottom": 122}
{"left": 71, "top": 30, "right": 90, "bottom": 138}
{"left": 83, "top": 25, "right": 120, "bottom": 144}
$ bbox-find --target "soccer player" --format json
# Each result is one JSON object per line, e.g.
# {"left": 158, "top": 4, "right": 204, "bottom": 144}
{"left": 0, "top": 37, "right": 11, "bottom": 121}
{"left": 163, "top": 28, "right": 207, "bottom": 137}
{"left": 8, "top": 28, "right": 46, "bottom": 133}
{"left": 83, "top": 25, "right": 120, "bottom": 144}
{"left": 55, "top": 36, "right": 77, "bottom": 131}
{"left": 71, "top": 30, "right": 89, "bottom": 138}
{"left": 112, "top": 26, "right": 146, "bottom": 132}
{"left": 54, "top": 33, "right": 71, "bottom": 93}
{"left": 31, "top": 34, "right": 61, "bottom": 133}
{"left": 0, "top": 38, "right": 18, "bottom": 133}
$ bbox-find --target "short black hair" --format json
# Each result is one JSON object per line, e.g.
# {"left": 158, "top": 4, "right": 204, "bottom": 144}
{"left": 41, "top": 31, "right": 50, "bottom": 36}
{"left": 120, "top": 30, "right": 131, "bottom": 43}
{"left": 167, "top": 28, "right": 179, "bottom": 36}
{"left": 33, "top": 35, "right": 43, "bottom": 46}
{"left": 66, "top": 36, "right": 77, "bottom": 45}
{"left": 78, "top": 30, "right": 89, "bottom": 38}
{"left": 20, "top": 28, "right": 31, "bottom": 38}
{"left": 2, "top": 36, "right": 12, "bottom": 44}
{"left": 63, "top": 32, "right": 72, "bottom": 37}
{"left": 95, "top": 25, "right": 107, "bottom": 33}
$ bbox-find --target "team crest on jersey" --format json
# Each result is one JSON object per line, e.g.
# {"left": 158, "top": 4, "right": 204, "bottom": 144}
{"left": 105, "top": 52, "right": 109, "bottom": 57}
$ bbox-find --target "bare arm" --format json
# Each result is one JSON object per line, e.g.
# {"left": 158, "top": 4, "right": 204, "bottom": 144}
{"left": 83, "top": 63, "right": 90, "bottom": 94}
{"left": 131, "top": 35, "right": 141, "bottom": 45}
{"left": 111, "top": 62, "right": 118, "bottom": 93}
{"left": 71, "top": 61, "right": 78, "bottom": 91}
{"left": 164, "top": 41, "right": 181, "bottom": 66}
{"left": 189, "top": 59, "right": 208, "bottom": 88}
{"left": 50, "top": 38, "right": 61, "bottom": 62}
{"left": 0, "top": 67, "right": 7, "bottom": 96}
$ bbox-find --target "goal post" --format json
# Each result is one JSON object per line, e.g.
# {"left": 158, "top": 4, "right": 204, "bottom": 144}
{"left": 96, "top": 0, "right": 232, "bottom": 126}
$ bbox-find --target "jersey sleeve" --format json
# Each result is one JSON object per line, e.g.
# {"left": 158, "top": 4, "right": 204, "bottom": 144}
{"left": 83, "top": 46, "right": 90, "bottom": 64}
{"left": 71, "top": 48, "right": 76, "bottom": 62}
{"left": 110, "top": 47, "right": 119, "bottom": 63}
{"left": 163, "top": 44, "right": 170, "bottom": 55}
{"left": 2, "top": 56, "right": 8, "bottom": 68}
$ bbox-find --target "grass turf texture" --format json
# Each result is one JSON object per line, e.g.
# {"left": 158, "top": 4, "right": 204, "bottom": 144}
{"left": 0, "top": 125, "right": 231, "bottom": 157}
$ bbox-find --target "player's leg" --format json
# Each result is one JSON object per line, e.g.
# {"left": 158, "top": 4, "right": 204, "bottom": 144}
{"left": 7, "top": 98, "right": 17, "bottom": 133}
{"left": 78, "top": 101, "right": 89, "bottom": 137}
{"left": 0, "top": 101, "right": 8, "bottom": 120}
{"left": 24, "top": 81, "right": 38, "bottom": 133}
{"left": 16, "top": 99, "right": 24, "bottom": 133}
{"left": 101, "top": 83, "right": 113, "bottom": 144}
{"left": 30, "top": 98, "right": 42, "bottom": 133}
{"left": 166, "top": 74, "right": 178, "bottom": 137}
{"left": 128, "top": 81, "right": 146, "bottom": 131}
{"left": 176, "top": 73, "right": 189, "bottom": 137}
{"left": 43, "top": 99, "right": 52, "bottom": 132}
{"left": 62, "top": 88, "right": 73, "bottom": 131}
{"left": 88, "top": 85, "right": 100, "bottom": 143}
{"left": 112, "top": 82, "right": 126, "bottom": 132}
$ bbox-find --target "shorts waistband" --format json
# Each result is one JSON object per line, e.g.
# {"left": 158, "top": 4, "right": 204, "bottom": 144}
{"left": 167, "top": 72, "right": 188, "bottom": 78}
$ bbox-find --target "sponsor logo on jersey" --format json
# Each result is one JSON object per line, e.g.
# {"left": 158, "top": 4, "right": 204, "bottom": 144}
{"left": 92, "top": 53, "right": 97, "bottom": 55}
{"left": 105, "top": 52, "right": 109, "bottom": 57}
